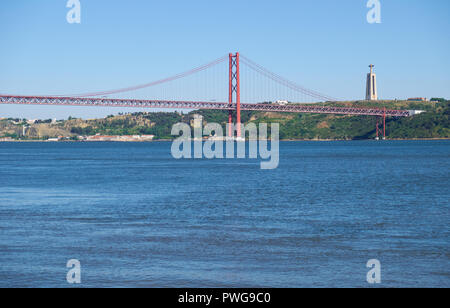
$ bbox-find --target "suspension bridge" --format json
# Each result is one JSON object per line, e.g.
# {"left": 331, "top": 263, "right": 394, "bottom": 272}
{"left": 0, "top": 53, "right": 416, "bottom": 138}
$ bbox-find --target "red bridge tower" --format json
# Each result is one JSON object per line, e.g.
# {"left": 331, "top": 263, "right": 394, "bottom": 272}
{"left": 228, "top": 52, "right": 241, "bottom": 138}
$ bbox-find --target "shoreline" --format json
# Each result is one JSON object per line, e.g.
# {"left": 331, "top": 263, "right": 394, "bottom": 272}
{"left": 1, "top": 138, "right": 449, "bottom": 143}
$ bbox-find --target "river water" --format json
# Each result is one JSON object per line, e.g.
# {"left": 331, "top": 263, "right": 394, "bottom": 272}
{"left": 0, "top": 141, "right": 449, "bottom": 287}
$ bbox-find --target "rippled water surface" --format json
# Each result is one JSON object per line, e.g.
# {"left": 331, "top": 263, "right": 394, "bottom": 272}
{"left": 0, "top": 141, "right": 449, "bottom": 287}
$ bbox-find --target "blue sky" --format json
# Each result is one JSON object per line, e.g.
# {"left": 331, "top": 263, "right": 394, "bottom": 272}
{"left": 1, "top": 0, "right": 449, "bottom": 119}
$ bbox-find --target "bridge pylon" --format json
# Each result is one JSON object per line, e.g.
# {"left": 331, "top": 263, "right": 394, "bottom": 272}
{"left": 228, "top": 52, "right": 241, "bottom": 138}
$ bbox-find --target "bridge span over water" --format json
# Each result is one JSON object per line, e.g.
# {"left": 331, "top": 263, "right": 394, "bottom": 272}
{"left": 0, "top": 53, "right": 421, "bottom": 139}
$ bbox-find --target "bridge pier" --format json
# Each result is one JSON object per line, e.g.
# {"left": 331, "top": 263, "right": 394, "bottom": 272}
{"left": 375, "top": 117, "right": 380, "bottom": 140}
{"left": 375, "top": 108, "right": 387, "bottom": 140}
{"left": 228, "top": 110, "right": 233, "bottom": 138}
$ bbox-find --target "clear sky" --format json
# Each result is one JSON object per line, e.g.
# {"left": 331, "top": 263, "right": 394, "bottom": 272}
{"left": 1, "top": 0, "right": 449, "bottom": 119}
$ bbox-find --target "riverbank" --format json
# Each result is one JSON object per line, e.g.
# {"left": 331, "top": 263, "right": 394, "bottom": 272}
{"left": 1, "top": 99, "right": 448, "bottom": 141}
{"left": 2, "top": 138, "right": 449, "bottom": 143}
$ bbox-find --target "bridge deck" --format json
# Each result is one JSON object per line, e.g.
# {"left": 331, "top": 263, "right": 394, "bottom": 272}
{"left": 0, "top": 95, "right": 411, "bottom": 117}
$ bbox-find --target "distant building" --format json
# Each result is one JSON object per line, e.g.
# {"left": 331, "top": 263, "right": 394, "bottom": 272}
{"left": 275, "top": 100, "right": 289, "bottom": 106}
{"left": 85, "top": 135, "right": 155, "bottom": 142}
{"left": 407, "top": 97, "right": 428, "bottom": 102}
{"left": 191, "top": 114, "right": 204, "bottom": 128}
{"left": 366, "top": 64, "right": 378, "bottom": 101}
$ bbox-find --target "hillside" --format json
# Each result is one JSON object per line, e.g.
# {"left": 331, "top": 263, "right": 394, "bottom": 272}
{"left": 1, "top": 100, "right": 449, "bottom": 141}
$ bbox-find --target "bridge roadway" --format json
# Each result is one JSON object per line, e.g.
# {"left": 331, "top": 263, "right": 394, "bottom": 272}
{"left": 0, "top": 95, "right": 412, "bottom": 117}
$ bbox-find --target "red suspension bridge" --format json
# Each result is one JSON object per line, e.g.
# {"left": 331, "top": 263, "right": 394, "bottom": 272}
{"left": 0, "top": 52, "right": 415, "bottom": 138}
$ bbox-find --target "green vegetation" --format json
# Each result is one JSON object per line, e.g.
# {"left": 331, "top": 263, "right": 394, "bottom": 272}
{"left": 69, "top": 112, "right": 183, "bottom": 139}
{"left": 197, "top": 100, "right": 449, "bottom": 140}
{"left": 1, "top": 132, "right": 19, "bottom": 139}
{"left": 35, "top": 119, "right": 53, "bottom": 124}
{"left": 0, "top": 99, "right": 448, "bottom": 140}
{"left": 430, "top": 98, "right": 447, "bottom": 103}
{"left": 139, "top": 112, "right": 185, "bottom": 139}
{"left": 274, "top": 100, "right": 449, "bottom": 140}
{"left": 386, "top": 101, "right": 450, "bottom": 139}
